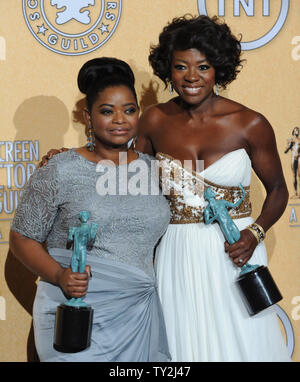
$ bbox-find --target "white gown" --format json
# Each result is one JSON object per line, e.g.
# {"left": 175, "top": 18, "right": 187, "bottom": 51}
{"left": 155, "top": 148, "right": 291, "bottom": 362}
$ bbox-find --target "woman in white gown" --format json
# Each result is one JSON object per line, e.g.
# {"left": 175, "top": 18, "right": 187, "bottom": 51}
{"left": 155, "top": 149, "right": 289, "bottom": 361}
{"left": 136, "top": 15, "right": 291, "bottom": 361}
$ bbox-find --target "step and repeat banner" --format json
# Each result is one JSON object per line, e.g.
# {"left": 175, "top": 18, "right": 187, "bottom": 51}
{"left": 0, "top": 0, "right": 299, "bottom": 362}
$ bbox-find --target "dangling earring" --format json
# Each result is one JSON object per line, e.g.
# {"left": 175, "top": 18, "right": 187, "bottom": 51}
{"left": 87, "top": 125, "right": 95, "bottom": 152}
{"left": 169, "top": 81, "right": 173, "bottom": 95}
{"left": 215, "top": 83, "right": 219, "bottom": 96}
{"left": 131, "top": 136, "right": 137, "bottom": 151}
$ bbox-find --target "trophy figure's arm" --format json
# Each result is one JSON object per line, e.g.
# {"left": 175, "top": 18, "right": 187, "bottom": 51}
{"left": 87, "top": 223, "right": 98, "bottom": 250}
{"left": 204, "top": 206, "right": 216, "bottom": 224}
{"left": 89, "top": 223, "right": 98, "bottom": 241}
{"left": 284, "top": 140, "right": 293, "bottom": 154}
{"left": 66, "top": 227, "right": 75, "bottom": 249}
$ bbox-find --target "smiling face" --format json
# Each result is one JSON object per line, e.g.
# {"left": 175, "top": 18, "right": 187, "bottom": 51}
{"left": 171, "top": 48, "right": 216, "bottom": 106}
{"left": 84, "top": 85, "right": 139, "bottom": 149}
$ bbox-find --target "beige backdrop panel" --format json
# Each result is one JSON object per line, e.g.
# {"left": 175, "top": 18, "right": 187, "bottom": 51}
{"left": 0, "top": 0, "right": 299, "bottom": 362}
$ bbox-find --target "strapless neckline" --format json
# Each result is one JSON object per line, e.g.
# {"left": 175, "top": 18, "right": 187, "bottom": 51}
{"left": 156, "top": 148, "right": 249, "bottom": 174}
{"left": 155, "top": 148, "right": 252, "bottom": 223}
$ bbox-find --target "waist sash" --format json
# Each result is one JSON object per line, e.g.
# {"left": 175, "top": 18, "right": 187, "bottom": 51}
{"left": 156, "top": 152, "right": 251, "bottom": 224}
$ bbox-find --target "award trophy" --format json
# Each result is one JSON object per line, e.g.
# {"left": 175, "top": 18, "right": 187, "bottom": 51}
{"left": 204, "top": 186, "right": 282, "bottom": 316}
{"left": 53, "top": 211, "right": 98, "bottom": 353}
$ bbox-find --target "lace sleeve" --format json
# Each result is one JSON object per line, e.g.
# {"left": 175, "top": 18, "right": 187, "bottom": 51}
{"left": 11, "top": 162, "right": 60, "bottom": 243}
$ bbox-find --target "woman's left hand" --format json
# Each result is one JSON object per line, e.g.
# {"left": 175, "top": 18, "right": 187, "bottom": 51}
{"left": 37, "top": 147, "right": 69, "bottom": 169}
{"left": 224, "top": 229, "right": 258, "bottom": 267}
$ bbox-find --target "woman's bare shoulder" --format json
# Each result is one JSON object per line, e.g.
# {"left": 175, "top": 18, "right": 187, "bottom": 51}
{"left": 217, "top": 97, "right": 269, "bottom": 128}
{"left": 216, "top": 96, "right": 248, "bottom": 115}
{"left": 139, "top": 100, "right": 175, "bottom": 130}
{"left": 142, "top": 99, "right": 176, "bottom": 116}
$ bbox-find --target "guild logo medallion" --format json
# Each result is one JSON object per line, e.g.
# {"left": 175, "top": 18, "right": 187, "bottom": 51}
{"left": 23, "top": 0, "right": 122, "bottom": 55}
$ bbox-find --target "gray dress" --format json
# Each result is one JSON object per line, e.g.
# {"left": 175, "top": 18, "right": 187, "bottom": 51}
{"left": 11, "top": 149, "right": 171, "bottom": 362}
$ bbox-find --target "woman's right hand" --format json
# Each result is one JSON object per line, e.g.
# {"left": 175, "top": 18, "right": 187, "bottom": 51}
{"left": 37, "top": 147, "right": 69, "bottom": 169}
{"left": 57, "top": 265, "right": 91, "bottom": 299}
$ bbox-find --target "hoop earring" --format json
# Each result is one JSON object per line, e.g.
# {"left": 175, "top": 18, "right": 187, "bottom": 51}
{"left": 87, "top": 125, "right": 95, "bottom": 152}
{"left": 215, "top": 83, "right": 219, "bottom": 96}
{"left": 169, "top": 82, "right": 173, "bottom": 95}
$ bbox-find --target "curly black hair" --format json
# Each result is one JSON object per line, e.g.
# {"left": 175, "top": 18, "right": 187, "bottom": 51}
{"left": 149, "top": 15, "right": 243, "bottom": 89}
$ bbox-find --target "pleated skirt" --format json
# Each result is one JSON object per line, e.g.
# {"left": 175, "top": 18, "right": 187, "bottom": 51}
{"left": 155, "top": 217, "right": 291, "bottom": 362}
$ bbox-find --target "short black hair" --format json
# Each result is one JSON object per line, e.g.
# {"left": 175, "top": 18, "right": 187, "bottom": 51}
{"left": 77, "top": 57, "right": 138, "bottom": 111}
{"left": 149, "top": 15, "right": 243, "bottom": 89}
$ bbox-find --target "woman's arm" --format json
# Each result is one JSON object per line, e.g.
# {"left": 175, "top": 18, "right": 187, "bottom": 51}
{"left": 135, "top": 106, "right": 160, "bottom": 155}
{"left": 226, "top": 113, "right": 288, "bottom": 266}
{"left": 37, "top": 147, "right": 69, "bottom": 168}
{"left": 9, "top": 230, "right": 90, "bottom": 298}
{"left": 246, "top": 113, "right": 288, "bottom": 231}
{"left": 10, "top": 160, "right": 90, "bottom": 296}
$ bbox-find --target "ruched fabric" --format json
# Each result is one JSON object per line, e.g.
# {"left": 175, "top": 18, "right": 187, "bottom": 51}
{"left": 33, "top": 249, "right": 171, "bottom": 362}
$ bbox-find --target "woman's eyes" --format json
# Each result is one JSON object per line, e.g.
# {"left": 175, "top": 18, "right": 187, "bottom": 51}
{"left": 125, "top": 107, "right": 137, "bottom": 114}
{"left": 198, "top": 65, "right": 210, "bottom": 71}
{"left": 99, "top": 108, "right": 137, "bottom": 115}
{"left": 174, "top": 64, "right": 210, "bottom": 71}
{"left": 100, "top": 109, "right": 113, "bottom": 115}
{"left": 174, "top": 64, "right": 186, "bottom": 70}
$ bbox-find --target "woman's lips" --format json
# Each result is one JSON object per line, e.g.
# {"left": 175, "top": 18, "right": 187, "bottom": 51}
{"left": 182, "top": 86, "right": 203, "bottom": 95}
{"left": 109, "top": 128, "right": 130, "bottom": 136}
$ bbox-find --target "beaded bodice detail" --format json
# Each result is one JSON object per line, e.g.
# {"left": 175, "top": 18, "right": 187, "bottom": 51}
{"left": 156, "top": 151, "right": 252, "bottom": 224}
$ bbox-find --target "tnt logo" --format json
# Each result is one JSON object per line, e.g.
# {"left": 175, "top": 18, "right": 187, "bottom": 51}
{"left": 22, "top": 0, "right": 122, "bottom": 56}
{"left": 198, "top": 0, "right": 290, "bottom": 50}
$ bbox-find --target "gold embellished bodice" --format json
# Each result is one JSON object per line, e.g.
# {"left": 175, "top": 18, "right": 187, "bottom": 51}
{"left": 156, "top": 151, "right": 252, "bottom": 224}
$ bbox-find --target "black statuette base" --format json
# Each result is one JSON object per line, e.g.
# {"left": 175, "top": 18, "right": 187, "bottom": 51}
{"left": 53, "top": 304, "right": 93, "bottom": 353}
{"left": 237, "top": 265, "right": 282, "bottom": 316}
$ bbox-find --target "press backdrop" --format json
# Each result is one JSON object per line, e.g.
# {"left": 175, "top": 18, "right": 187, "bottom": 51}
{"left": 0, "top": 0, "right": 299, "bottom": 362}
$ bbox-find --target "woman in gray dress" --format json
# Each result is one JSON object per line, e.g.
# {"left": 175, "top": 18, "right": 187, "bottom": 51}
{"left": 9, "top": 58, "right": 171, "bottom": 362}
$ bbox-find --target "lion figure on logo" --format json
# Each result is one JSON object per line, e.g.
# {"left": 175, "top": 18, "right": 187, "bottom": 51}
{"left": 50, "top": 0, "right": 95, "bottom": 25}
